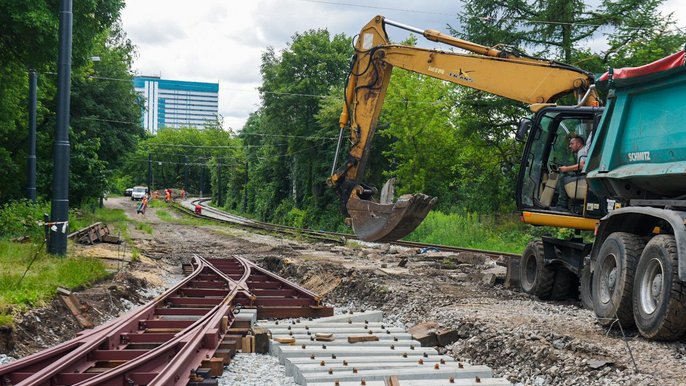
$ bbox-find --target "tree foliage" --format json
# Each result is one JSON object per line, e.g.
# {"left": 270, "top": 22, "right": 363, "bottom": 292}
{"left": 228, "top": 30, "right": 352, "bottom": 228}
{"left": 0, "top": 1, "right": 143, "bottom": 206}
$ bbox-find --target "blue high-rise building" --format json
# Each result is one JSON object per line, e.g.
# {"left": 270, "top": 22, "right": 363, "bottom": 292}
{"left": 133, "top": 76, "right": 219, "bottom": 134}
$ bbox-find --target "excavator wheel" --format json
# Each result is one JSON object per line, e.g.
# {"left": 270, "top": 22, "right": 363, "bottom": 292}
{"left": 519, "top": 241, "right": 555, "bottom": 299}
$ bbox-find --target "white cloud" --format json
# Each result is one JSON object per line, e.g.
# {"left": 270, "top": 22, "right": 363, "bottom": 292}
{"left": 121, "top": 0, "right": 686, "bottom": 131}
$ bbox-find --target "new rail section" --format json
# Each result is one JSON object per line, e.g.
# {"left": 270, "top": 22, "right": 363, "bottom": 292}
{"left": 0, "top": 255, "right": 332, "bottom": 385}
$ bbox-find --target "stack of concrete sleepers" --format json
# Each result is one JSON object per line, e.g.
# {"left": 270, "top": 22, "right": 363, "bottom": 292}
{"left": 259, "top": 311, "right": 512, "bottom": 386}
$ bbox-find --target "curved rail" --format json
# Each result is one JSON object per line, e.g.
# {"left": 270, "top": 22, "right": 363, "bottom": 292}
{"left": 184, "top": 198, "right": 519, "bottom": 261}
{"left": 0, "top": 252, "right": 333, "bottom": 385}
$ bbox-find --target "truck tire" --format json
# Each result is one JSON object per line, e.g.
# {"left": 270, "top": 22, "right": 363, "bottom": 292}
{"left": 633, "top": 235, "right": 686, "bottom": 340}
{"left": 551, "top": 267, "right": 576, "bottom": 300}
{"left": 579, "top": 263, "right": 594, "bottom": 310}
{"left": 520, "top": 241, "right": 554, "bottom": 299}
{"left": 592, "top": 232, "right": 644, "bottom": 327}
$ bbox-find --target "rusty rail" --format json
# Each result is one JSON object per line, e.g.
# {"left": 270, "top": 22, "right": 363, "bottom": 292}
{"left": 185, "top": 198, "right": 520, "bottom": 261}
{"left": 0, "top": 254, "right": 333, "bottom": 385}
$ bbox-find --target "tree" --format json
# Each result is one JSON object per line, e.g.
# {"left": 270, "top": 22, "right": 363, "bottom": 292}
{"left": 0, "top": 0, "right": 135, "bottom": 205}
{"left": 240, "top": 30, "right": 352, "bottom": 226}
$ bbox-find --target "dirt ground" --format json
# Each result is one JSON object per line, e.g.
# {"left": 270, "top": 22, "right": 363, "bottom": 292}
{"left": 4, "top": 196, "right": 686, "bottom": 385}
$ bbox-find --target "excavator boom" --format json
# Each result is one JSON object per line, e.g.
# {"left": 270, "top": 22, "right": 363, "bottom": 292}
{"left": 329, "top": 15, "right": 595, "bottom": 242}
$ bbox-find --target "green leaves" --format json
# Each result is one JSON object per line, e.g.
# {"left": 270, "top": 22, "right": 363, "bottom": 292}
{"left": 0, "top": 1, "right": 136, "bottom": 206}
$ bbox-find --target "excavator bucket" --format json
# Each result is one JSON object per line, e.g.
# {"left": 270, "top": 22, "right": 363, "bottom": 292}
{"left": 346, "top": 179, "right": 437, "bottom": 242}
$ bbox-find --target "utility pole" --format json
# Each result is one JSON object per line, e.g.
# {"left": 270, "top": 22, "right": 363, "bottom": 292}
{"left": 27, "top": 70, "right": 37, "bottom": 202}
{"left": 48, "top": 0, "right": 72, "bottom": 256}
{"left": 147, "top": 153, "right": 152, "bottom": 189}
{"left": 243, "top": 160, "right": 248, "bottom": 212}
{"left": 184, "top": 155, "right": 189, "bottom": 192}
{"left": 200, "top": 164, "right": 204, "bottom": 198}
{"left": 217, "top": 157, "right": 222, "bottom": 207}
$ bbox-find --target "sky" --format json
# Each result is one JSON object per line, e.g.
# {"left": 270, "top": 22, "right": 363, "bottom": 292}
{"left": 121, "top": 0, "right": 686, "bottom": 131}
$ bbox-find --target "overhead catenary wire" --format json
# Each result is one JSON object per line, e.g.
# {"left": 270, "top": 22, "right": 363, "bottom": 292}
{"left": 292, "top": 0, "right": 686, "bottom": 31}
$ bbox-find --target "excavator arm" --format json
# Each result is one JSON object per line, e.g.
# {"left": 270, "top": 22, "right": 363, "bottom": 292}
{"left": 329, "top": 15, "right": 596, "bottom": 242}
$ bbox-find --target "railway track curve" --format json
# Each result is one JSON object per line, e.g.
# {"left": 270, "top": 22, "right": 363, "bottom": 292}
{"left": 0, "top": 254, "right": 332, "bottom": 385}
{"left": 183, "top": 198, "right": 519, "bottom": 262}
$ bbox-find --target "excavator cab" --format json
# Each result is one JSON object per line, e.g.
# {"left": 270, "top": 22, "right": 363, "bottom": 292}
{"left": 516, "top": 106, "right": 606, "bottom": 226}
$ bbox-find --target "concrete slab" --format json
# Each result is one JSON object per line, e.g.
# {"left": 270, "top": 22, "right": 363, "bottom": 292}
{"left": 271, "top": 339, "right": 422, "bottom": 347}
{"left": 300, "top": 365, "right": 492, "bottom": 384}
{"left": 271, "top": 333, "right": 413, "bottom": 341}
{"left": 306, "top": 378, "right": 512, "bottom": 386}
{"left": 268, "top": 327, "right": 406, "bottom": 334}
{"left": 290, "top": 310, "right": 383, "bottom": 324}
{"left": 264, "top": 309, "right": 511, "bottom": 386}
{"left": 236, "top": 309, "right": 257, "bottom": 324}
{"left": 285, "top": 355, "right": 457, "bottom": 365}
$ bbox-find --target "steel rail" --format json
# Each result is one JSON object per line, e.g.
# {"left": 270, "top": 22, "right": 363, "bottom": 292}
{"left": 0, "top": 255, "right": 206, "bottom": 385}
{"left": 0, "top": 256, "right": 238, "bottom": 386}
{"left": 1, "top": 252, "right": 334, "bottom": 385}
{"left": 74, "top": 255, "right": 240, "bottom": 386}
{"left": 186, "top": 198, "right": 520, "bottom": 261}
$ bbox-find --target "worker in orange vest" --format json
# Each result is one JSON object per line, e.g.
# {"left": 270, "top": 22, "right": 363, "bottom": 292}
{"left": 180, "top": 188, "right": 186, "bottom": 199}
{"left": 137, "top": 194, "right": 149, "bottom": 214}
{"left": 165, "top": 188, "right": 171, "bottom": 203}
{"left": 154, "top": 190, "right": 159, "bottom": 200}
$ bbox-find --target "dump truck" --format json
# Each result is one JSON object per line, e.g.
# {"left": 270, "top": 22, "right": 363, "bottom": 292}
{"left": 328, "top": 15, "right": 686, "bottom": 340}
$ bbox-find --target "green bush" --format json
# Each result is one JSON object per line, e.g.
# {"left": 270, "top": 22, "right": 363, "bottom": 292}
{"left": 0, "top": 200, "right": 50, "bottom": 241}
{"left": 285, "top": 207, "right": 307, "bottom": 228}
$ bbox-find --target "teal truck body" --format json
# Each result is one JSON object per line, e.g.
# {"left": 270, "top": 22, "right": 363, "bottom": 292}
{"left": 587, "top": 53, "right": 686, "bottom": 199}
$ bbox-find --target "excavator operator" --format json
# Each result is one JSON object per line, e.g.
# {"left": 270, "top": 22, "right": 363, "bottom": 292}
{"left": 553, "top": 135, "right": 587, "bottom": 211}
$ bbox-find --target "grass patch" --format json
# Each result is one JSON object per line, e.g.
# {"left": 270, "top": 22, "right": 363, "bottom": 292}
{"left": 71, "top": 206, "right": 131, "bottom": 240}
{"left": 156, "top": 209, "right": 173, "bottom": 222}
{"left": 135, "top": 222, "right": 153, "bottom": 234}
{"left": 404, "top": 211, "right": 536, "bottom": 254}
{"left": 0, "top": 240, "right": 108, "bottom": 327}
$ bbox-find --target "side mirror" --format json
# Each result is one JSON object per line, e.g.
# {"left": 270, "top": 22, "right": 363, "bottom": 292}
{"left": 515, "top": 118, "right": 532, "bottom": 142}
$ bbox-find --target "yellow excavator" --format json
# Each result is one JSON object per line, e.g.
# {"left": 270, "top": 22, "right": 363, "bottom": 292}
{"left": 328, "top": 15, "right": 599, "bottom": 243}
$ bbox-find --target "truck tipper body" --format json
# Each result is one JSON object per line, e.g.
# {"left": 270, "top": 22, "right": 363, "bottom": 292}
{"left": 587, "top": 49, "right": 686, "bottom": 200}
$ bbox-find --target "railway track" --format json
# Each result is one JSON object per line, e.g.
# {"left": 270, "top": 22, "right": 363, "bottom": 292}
{"left": 0, "top": 255, "right": 332, "bottom": 385}
{"left": 183, "top": 198, "right": 519, "bottom": 262}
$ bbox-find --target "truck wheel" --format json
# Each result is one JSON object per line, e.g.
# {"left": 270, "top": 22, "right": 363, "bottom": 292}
{"left": 520, "top": 241, "right": 554, "bottom": 299}
{"left": 592, "top": 232, "right": 644, "bottom": 327}
{"left": 551, "top": 267, "right": 576, "bottom": 300}
{"left": 579, "top": 263, "right": 594, "bottom": 310}
{"left": 633, "top": 235, "right": 686, "bottom": 340}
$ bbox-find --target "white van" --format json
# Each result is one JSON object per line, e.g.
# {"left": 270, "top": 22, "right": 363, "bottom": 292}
{"left": 131, "top": 186, "right": 148, "bottom": 201}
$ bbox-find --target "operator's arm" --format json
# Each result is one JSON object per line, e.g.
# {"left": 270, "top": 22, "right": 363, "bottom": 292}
{"left": 560, "top": 161, "right": 584, "bottom": 173}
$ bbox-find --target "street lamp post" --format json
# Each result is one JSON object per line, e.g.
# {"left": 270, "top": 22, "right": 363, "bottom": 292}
{"left": 27, "top": 69, "right": 37, "bottom": 202}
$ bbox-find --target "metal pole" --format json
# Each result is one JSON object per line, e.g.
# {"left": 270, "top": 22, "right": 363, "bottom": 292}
{"left": 217, "top": 158, "right": 222, "bottom": 207}
{"left": 184, "top": 156, "right": 189, "bottom": 192}
{"left": 27, "top": 70, "right": 37, "bottom": 202}
{"left": 200, "top": 164, "right": 204, "bottom": 198}
{"left": 48, "top": 0, "right": 72, "bottom": 256}
{"left": 147, "top": 153, "right": 152, "bottom": 189}
{"left": 243, "top": 160, "right": 248, "bottom": 212}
